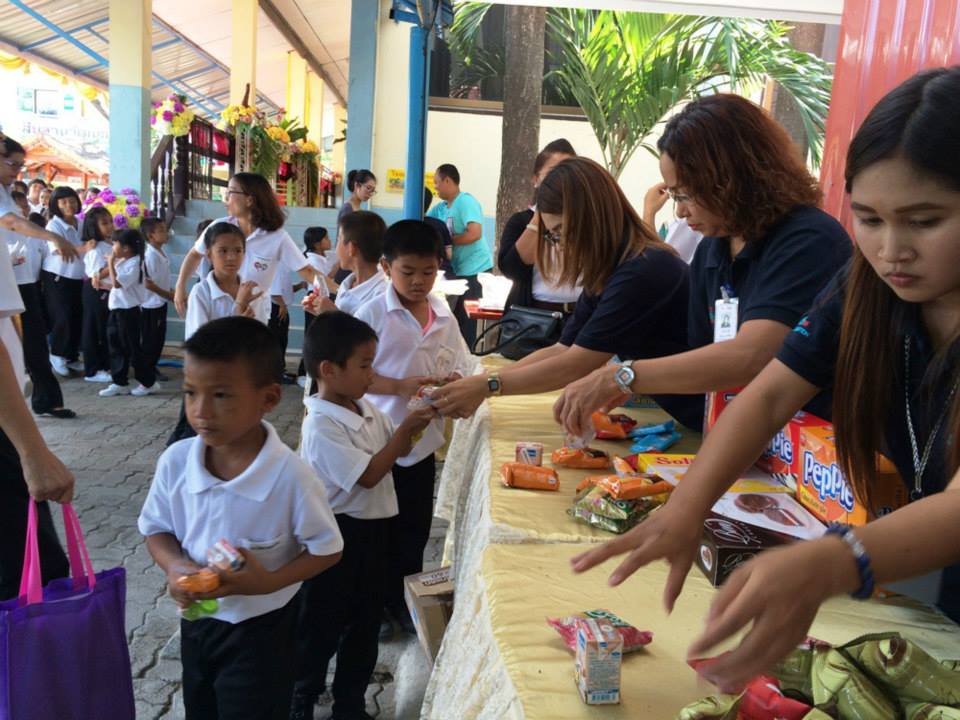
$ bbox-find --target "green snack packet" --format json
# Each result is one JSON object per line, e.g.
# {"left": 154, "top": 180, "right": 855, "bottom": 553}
{"left": 905, "top": 703, "right": 960, "bottom": 719}
{"left": 810, "top": 645, "right": 900, "bottom": 717}
{"left": 568, "top": 505, "right": 638, "bottom": 534}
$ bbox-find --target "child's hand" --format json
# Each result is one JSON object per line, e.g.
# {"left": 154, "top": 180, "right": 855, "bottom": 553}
{"left": 317, "top": 296, "right": 337, "bottom": 314}
{"left": 195, "top": 548, "right": 278, "bottom": 599}
{"left": 91, "top": 273, "right": 101, "bottom": 290}
{"left": 235, "top": 281, "right": 263, "bottom": 310}
{"left": 398, "top": 406, "right": 437, "bottom": 453}
{"left": 397, "top": 375, "right": 437, "bottom": 399}
{"left": 165, "top": 559, "right": 205, "bottom": 608}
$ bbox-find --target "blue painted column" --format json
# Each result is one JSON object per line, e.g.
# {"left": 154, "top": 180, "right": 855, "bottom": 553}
{"left": 402, "top": 25, "right": 431, "bottom": 220}
{"left": 344, "top": 0, "right": 379, "bottom": 191}
{"left": 108, "top": 0, "right": 152, "bottom": 196}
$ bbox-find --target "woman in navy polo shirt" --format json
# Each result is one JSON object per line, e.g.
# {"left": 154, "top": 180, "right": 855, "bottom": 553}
{"left": 571, "top": 68, "right": 960, "bottom": 691}
{"left": 554, "top": 93, "right": 852, "bottom": 435}
{"left": 433, "top": 157, "right": 703, "bottom": 429}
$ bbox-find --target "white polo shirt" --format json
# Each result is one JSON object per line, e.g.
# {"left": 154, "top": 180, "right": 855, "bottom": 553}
{"left": 8, "top": 235, "right": 49, "bottom": 285}
{"left": 43, "top": 216, "right": 85, "bottom": 280}
{"left": 84, "top": 241, "right": 113, "bottom": 289}
{"left": 306, "top": 250, "right": 337, "bottom": 277}
{"left": 335, "top": 270, "right": 388, "bottom": 316}
{"left": 301, "top": 395, "right": 399, "bottom": 520}
{"left": 138, "top": 421, "right": 343, "bottom": 624}
{"left": 193, "top": 216, "right": 307, "bottom": 324}
{"left": 143, "top": 244, "right": 171, "bottom": 309}
{"left": 185, "top": 273, "right": 239, "bottom": 340}
{"left": 0, "top": 199, "right": 27, "bottom": 393}
{"left": 268, "top": 265, "right": 295, "bottom": 306}
{"left": 355, "top": 285, "right": 474, "bottom": 466}
{"left": 108, "top": 256, "right": 146, "bottom": 310}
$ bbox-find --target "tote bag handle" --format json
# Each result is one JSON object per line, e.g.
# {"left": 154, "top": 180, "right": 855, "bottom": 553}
{"left": 18, "top": 501, "right": 97, "bottom": 606}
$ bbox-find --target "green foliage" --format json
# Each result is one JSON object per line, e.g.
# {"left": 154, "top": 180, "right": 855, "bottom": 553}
{"left": 448, "top": 3, "right": 833, "bottom": 177}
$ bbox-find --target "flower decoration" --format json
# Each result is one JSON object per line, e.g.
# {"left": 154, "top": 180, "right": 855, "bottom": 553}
{"left": 265, "top": 126, "right": 291, "bottom": 144}
{"left": 219, "top": 103, "right": 258, "bottom": 129}
{"left": 152, "top": 94, "right": 194, "bottom": 137}
{"left": 81, "top": 187, "right": 148, "bottom": 230}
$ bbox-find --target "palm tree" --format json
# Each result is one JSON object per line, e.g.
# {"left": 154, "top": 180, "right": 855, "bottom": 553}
{"left": 447, "top": 6, "right": 833, "bottom": 178}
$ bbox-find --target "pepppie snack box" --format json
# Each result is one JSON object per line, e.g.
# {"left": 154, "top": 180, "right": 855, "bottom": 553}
{"left": 703, "top": 388, "right": 743, "bottom": 433}
{"left": 574, "top": 618, "right": 622, "bottom": 705}
{"left": 755, "top": 412, "right": 830, "bottom": 488}
{"left": 696, "top": 512, "right": 796, "bottom": 586}
{"left": 797, "top": 425, "right": 908, "bottom": 525}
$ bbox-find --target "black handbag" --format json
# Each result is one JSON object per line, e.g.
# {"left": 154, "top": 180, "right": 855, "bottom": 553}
{"left": 471, "top": 305, "right": 564, "bottom": 360}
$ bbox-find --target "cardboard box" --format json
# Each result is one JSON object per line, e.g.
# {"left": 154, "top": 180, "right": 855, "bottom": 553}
{"left": 574, "top": 618, "right": 622, "bottom": 705}
{"left": 704, "top": 388, "right": 743, "bottom": 433}
{"left": 755, "top": 412, "right": 829, "bottom": 484}
{"left": 797, "top": 425, "right": 908, "bottom": 525}
{"left": 634, "top": 453, "right": 792, "bottom": 494}
{"left": 404, "top": 567, "right": 454, "bottom": 663}
{"left": 696, "top": 512, "right": 796, "bottom": 586}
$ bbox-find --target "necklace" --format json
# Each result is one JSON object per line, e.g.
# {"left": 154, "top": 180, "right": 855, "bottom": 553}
{"left": 903, "top": 336, "right": 960, "bottom": 500}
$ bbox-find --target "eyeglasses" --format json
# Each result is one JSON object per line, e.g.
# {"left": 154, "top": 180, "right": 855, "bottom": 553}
{"left": 543, "top": 227, "right": 562, "bottom": 245}
{"left": 667, "top": 190, "right": 694, "bottom": 205}
{"left": 1, "top": 159, "right": 24, "bottom": 170}
{"left": 360, "top": 185, "right": 377, "bottom": 195}
{"left": 225, "top": 189, "right": 248, "bottom": 197}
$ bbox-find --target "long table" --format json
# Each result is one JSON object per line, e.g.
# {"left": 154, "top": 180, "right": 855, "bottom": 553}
{"left": 424, "top": 381, "right": 960, "bottom": 719}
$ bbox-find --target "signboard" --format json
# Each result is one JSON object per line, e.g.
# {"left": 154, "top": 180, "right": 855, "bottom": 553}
{"left": 386, "top": 168, "right": 436, "bottom": 194}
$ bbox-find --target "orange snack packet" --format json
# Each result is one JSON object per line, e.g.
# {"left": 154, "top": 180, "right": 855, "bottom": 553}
{"left": 500, "top": 462, "right": 560, "bottom": 491}
{"left": 176, "top": 567, "right": 220, "bottom": 593}
{"left": 576, "top": 474, "right": 673, "bottom": 500}
{"left": 552, "top": 447, "right": 611, "bottom": 469}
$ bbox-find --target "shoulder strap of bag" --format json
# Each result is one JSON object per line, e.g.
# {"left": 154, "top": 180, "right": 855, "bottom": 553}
{"left": 18, "top": 501, "right": 97, "bottom": 606}
{"left": 471, "top": 317, "right": 541, "bottom": 357}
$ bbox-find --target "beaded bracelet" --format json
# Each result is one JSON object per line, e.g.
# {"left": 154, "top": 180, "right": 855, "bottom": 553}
{"left": 825, "top": 523, "right": 875, "bottom": 599}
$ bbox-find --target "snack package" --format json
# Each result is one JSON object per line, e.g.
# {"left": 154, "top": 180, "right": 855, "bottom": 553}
{"left": 564, "top": 431, "right": 597, "bottom": 450}
{"left": 704, "top": 388, "right": 743, "bottom": 433}
{"left": 547, "top": 609, "right": 653, "bottom": 653}
{"left": 176, "top": 567, "right": 220, "bottom": 593}
{"left": 696, "top": 512, "right": 796, "bottom": 586}
{"left": 500, "top": 462, "right": 559, "bottom": 491}
{"left": 629, "top": 419, "right": 675, "bottom": 438}
{"left": 515, "top": 441, "right": 544, "bottom": 466}
{"left": 407, "top": 385, "right": 441, "bottom": 411}
{"left": 591, "top": 412, "right": 637, "bottom": 440}
{"left": 575, "top": 618, "right": 623, "bottom": 705}
{"left": 630, "top": 430, "right": 681, "bottom": 453}
{"left": 207, "top": 539, "right": 245, "bottom": 572}
{"left": 575, "top": 473, "right": 673, "bottom": 501}
{"left": 551, "top": 447, "right": 611, "bottom": 469}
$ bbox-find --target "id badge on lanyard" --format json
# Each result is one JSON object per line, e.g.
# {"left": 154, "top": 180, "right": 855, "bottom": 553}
{"left": 714, "top": 284, "right": 739, "bottom": 343}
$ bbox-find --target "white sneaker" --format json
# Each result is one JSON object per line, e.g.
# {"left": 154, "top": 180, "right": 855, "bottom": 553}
{"left": 98, "top": 383, "right": 130, "bottom": 397}
{"left": 131, "top": 382, "right": 159, "bottom": 397}
{"left": 84, "top": 371, "right": 113, "bottom": 383}
{"left": 297, "top": 376, "right": 307, "bottom": 388}
{"left": 66, "top": 360, "right": 85, "bottom": 372}
{"left": 50, "top": 355, "right": 69, "bottom": 377}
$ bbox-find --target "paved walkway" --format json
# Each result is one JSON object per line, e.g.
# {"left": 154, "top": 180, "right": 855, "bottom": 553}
{"left": 36, "top": 358, "right": 443, "bottom": 719}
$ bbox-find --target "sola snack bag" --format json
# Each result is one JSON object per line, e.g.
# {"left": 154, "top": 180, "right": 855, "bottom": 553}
{"left": 575, "top": 618, "right": 623, "bottom": 705}
{"left": 500, "top": 462, "right": 559, "bottom": 491}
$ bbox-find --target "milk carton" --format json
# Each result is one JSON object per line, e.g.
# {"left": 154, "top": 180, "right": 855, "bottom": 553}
{"left": 574, "top": 618, "right": 622, "bottom": 705}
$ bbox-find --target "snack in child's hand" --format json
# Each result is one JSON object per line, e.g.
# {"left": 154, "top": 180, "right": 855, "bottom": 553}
{"left": 207, "top": 539, "right": 245, "bottom": 572}
{"left": 547, "top": 609, "right": 653, "bottom": 653}
{"left": 176, "top": 567, "right": 220, "bottom": 593}
{"left": 407, "top": 385, "right": 441, "bottom": 411}
{"left": 181, "top": 598, "right": 219, "bottom": 621}
{"left": 515, "top": 441, "right": 544, "bottom": 466}
{"left": 551, "top": 447, "right": 610, "bottom": 469}
{"left": 500, "top": 462, "right": 559, "bottom": 491}
{"left": 591, "top": 412, "right": 637, "bottom": 440}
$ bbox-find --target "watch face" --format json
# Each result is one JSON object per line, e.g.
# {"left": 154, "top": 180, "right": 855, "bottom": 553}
{"left": 616, "top": 367, "right": 633, "bottom": 386}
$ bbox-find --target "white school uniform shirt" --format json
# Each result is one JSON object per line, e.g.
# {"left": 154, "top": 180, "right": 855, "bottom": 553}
{"left": 108, "top": 256, "right": 146, "bottom": 310}
{"left": 355, "top": 285, "right": 473, "bottom": 466}
{"left": 301, "top": 395, "right": 399, "bottom": 519}
{"left": 306, "top": 250, "right": 337, "bottom": 277}
{"left": 143, "top": 244, "right": 171, "bottom": 309}
{"left": 268, "top": 265, "right": 295, "bottom": 306}
{"left": 43, "top": 215, "right": 85, "bottom": 279}
{"left": 138, "top": 421, "right": 344, "bottom": 624}
{"left": 8, "top": 235, "right": 49, "bottom": 285}
{"left": 184, "top": 273, "right": 238, "bottom": 340}
{"left": 0, "top": 189, "right": 27, "bottom": 393}
{"left": 193, "top": 216, "right": 307, "bottom": 324}
{"left": 28, "top": 200, "right": 45, "bottom": 216}
{"left": 335, "top": 270, "right": 388, "bottom": 316}
{"left": 83, "top": 241, "right": 113, "bottom": 289}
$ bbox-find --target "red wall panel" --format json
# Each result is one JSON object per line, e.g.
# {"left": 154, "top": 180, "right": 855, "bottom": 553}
{"left": 820, "top": 0, "right": 960, "bottom": 226}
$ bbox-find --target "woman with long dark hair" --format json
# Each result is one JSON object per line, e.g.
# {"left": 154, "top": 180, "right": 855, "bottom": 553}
{"left": 572, "top": 67, "right": 960, "bottom": 690}
{"left": 174, "top": 172, "right": 317, "bottom": 325}
{"left": 339, "top": 169, "right": 377, "bottom": 226}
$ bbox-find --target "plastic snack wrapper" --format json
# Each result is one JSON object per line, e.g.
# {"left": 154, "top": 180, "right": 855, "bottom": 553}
{"left": 547, "top": 609, "right": 653, "bottom": 654}
{"left": 575, "top": 473, "right": 673, "bottom": 501}
{"left": 630, "top": 430, "right": 681, "bottom": 453}
{"left": 500, "top": 462, "right": 560, "bottom": 491}
{"left": 407, "top": 385, "right": 441, "bottom": 411}
{"left": 680, "top": 633, "right": 960, "bottom": 720}
{"left": 629, "top": 419, "right": 675, "bottom": 438}
{"left": 591, "top": 412, "right": 637, "bottom": 440}
{"left": 552, "top": 446, "right": 611, "bottom": 469}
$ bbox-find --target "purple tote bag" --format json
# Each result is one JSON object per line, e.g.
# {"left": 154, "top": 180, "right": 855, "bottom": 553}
{"left": 0, "top": 501, "right": 135, "bottom": 720}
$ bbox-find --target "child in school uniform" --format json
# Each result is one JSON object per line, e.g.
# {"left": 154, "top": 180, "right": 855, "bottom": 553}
{"left": 354, "top": 220, "right": 473, "bottom": 636}
{"left": 43, "top": 186, "right": 86, "bottom": 376}
{"left": 291, "top": 312, "right": 435, "bottom": 720}
{"left": 138, "top": 317, "right": 343, "bottom": 720}
{"left": 325, "top": 211, "right": 388, "bottom": 316}
{"left": 99, "top": 229, "right": 157, "bottom": 398}
{"left": 140, "top": 217, "right": 174, "bottom": 381}
{"left": 80, "top": 206, "right": 116, "bottom": 383}
{"left": 296, "top": 227, "right": 335, "bottom": 386}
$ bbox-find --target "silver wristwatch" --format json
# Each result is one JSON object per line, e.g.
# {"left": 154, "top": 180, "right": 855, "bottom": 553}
{"left": 613, "top": 362, "right": 635, "bottom": 395}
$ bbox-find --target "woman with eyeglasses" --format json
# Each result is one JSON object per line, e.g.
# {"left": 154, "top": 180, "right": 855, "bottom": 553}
{"left": 173, "top": 172, "right": 317, "bottom": 325}
{"left": 339, "top": 169, "right": 377, "bottom": 227}
{"left": 553, "top": 93, "right": 853, "bottom": 436}
{"left": 432, "top": 156, "right": 703, "bottom": 429}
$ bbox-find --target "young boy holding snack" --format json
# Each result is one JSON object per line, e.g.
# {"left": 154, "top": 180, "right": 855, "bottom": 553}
{"left": 138, "top": 316, "right": 343, "bottom": 719}
{"left": 292, "top": 311, "right": 435, "bottom": 720}
{"left": 355, "top": 219, "right": 473, "bottom": 636}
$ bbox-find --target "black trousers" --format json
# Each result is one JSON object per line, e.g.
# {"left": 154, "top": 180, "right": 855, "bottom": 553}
{"left": 42, "top": 271, "right": 83, "bottom": 361}
{"left": 0, "top": 429, "right": 69, "bottom": 601}
{"left": 450, "top": 272, "right": 485, "bottom": 350}
{"left": 107, "top": 307, "right": 155, "bottom": 387}
{"left": 81, "top": 281, "right": 110, "bottom": 376}
{"left": 141, "top": 306, "right": 168, "bottom": 371}
{"left": 386, "top": 454, "right": 436, "bottom": 612}
{"left": 17, "top": 282, "right": 64, "bottom": 413}
{"left": 294, "top": 514, "right": 388, "bottom": 714}
{"left": 268, "top": 302, "right": 290, "bottom": 379}
{"left": 181, "top": 599, "right": 298, "bottom": 720}
{"left": 297, "top": 312, "right": 316, "bottom": 377}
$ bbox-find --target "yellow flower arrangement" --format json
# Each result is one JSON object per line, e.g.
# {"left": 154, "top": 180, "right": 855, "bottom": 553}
{"left": 295, "top": 139, "right": 319, "bottom": 154}
{"left": 265, "top": 126, "right": 291, "bottom": 144}
{"left": 220, "top": 103, "right": 257, "bottom": 128}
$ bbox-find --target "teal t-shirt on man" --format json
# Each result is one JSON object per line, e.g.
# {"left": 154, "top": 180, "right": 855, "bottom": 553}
{"left": 427, "top": 191, "right": 493, "bottom": 277}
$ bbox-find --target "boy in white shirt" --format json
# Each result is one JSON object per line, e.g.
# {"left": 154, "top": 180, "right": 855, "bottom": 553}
{"left": 139, "top": 317, "right": 343, "bottom": 720}
{"left": 292, "top": 312, "right": 434, "bottom": 720}
{"left": 354, "top": 220, "right": 473, "bottom": 636}
{"left": 140, "top": 218, "right": 175, "bottom": 381}
{"left": 319, "top": 211, "right": 388, "bottom": 316}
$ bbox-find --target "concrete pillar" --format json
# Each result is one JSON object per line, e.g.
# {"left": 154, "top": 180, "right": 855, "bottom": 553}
{"left": 231, "top": 0, "right": 258, "bottom": 105}
{"left": 108, "top": 0, "right": 151, "bottom": 196}
{"left": 306, "top": 72, "right": 325, "bottom": 144}
{"left": 285, "top": 52, "right": 308, "bottom": 123}
{"left": 344, "top": 0, "right": 379, "bottom": 179}
{"left": 331, "top": 103, "right": 347, "bottom": 181}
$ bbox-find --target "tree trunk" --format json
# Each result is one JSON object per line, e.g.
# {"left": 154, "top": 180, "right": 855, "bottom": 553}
{"left": 495, "top": 5, "right": 545, "bottom": 256}
{"left": 771, "top": 22, "right": 826, "bottom": 160}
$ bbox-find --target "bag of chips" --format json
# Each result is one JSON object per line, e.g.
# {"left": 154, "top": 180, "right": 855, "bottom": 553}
{"left": 547, "top": 609, "right": 653, "bottom": 653}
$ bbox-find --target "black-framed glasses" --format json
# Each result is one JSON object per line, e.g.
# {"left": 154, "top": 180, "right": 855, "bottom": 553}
{"left": 225, "top": 189, "right": 249, "bottom": 197}
{"left": 543, "top": 227, "right": 562, "bottom": 245}
{"left": 667, "top": 190, "right": 694, "bottom": 205}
